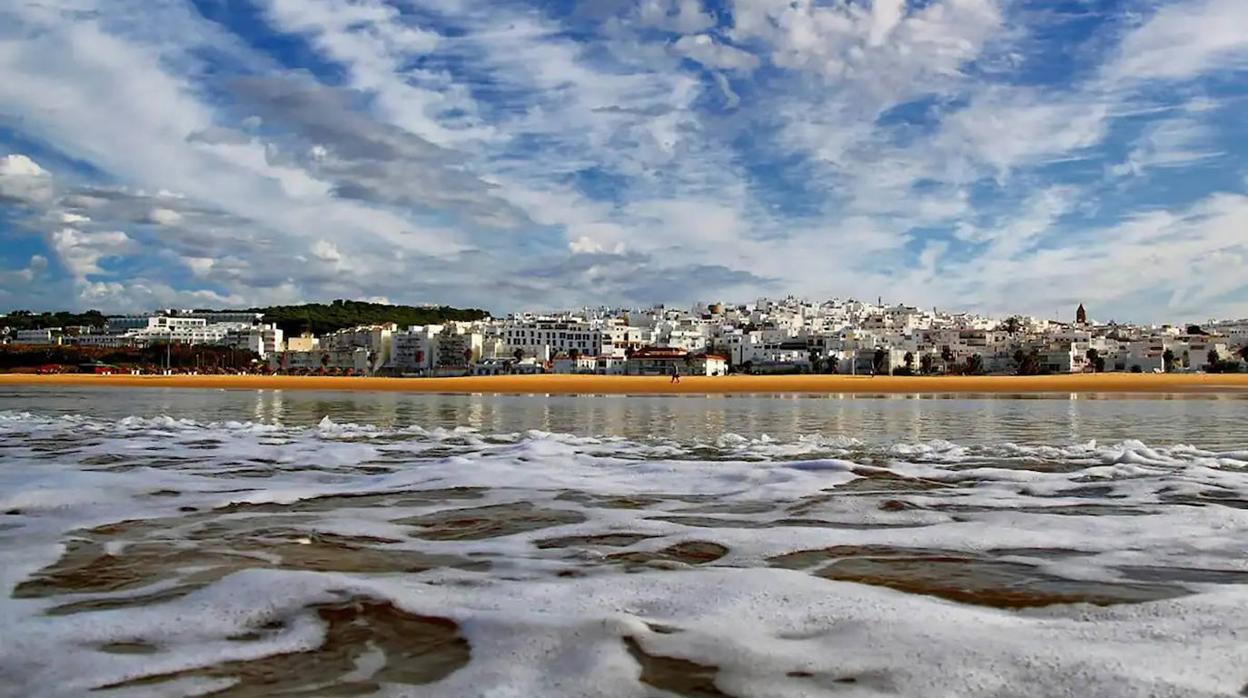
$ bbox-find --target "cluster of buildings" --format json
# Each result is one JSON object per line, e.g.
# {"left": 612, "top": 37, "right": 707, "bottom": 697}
{"left": 5, "top": 299, "right": 1247, "bottom": 376}
{"left": 7, "top": 311, "right": 284, "bottom": 359}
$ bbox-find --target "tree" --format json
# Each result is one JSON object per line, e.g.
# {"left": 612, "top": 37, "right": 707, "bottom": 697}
{"left": 249, "top": 300, "right": 489, "bottom": 337}
{"left": 512, "top": 347, "right": 524, "bottom": 362}
{"left": 1003, "top": 316, "right": 1021, "bottom": 334}
{"left": 1186, "top": 324, "right": 1205, "bottom": 336}
{"left": 1240, "top": 346, "right": 1248, "bottom": 363}
{"left": 808, "top": 349, "right": 820, "bottom": 372}
{"left": 1085, "top": 347, "right": 1101, "bottom": 373}
{"left": 872, "top": 348, "right": 888, "bottom": 375}
{"left": 1206, "top": 348, "right": 1221, "bottom": 373}
{"left": 740, "top": 360, "right": 753, "bottom": 374}
{"left": 940, "top": 346, "right": 954, "bottom": 373}
{"left": 966, "top": 353, "right": 984, "bottom": 375}
{"left": 1131, "top": 364, "right": 1143, "bottom": 373}
{"left": 919, "top": 353, "right": 934, "bottom": 375}
{"left": 903, "top": 351, "right": 915, "bottom": 373}
{"left": 568, "top": 347, "right": 580, "bottom": 361}
{"left": 1162, "top": 349, "right": 1175, "bottom": 372}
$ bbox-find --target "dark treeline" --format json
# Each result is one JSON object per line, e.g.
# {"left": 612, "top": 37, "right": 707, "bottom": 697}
{"left": 0, "top": 344, "right": 259, "bottom": 371}
{"left": 2, "top": 300, "right": 490, "bottom": 335}
{"left": 248, "top": 300, "right": 489, "bottom": 336}
{"left": 1, "top": 310, "right": 108, "bottom": 331}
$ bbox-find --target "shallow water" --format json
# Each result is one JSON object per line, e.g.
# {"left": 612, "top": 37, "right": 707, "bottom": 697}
{"left": 1, "top": 387, "right": 1247, "bottom": 696}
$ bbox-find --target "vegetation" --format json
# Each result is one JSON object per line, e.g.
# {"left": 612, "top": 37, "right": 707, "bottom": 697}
{"left": 919, "top": 353, "right": 935, "bottom": 375}
{"left": 964, "top": 353, "right": 985, "bottom": 375}
{"left": 1162, "top": 349, "right": 1176, "bottom": 372}
{"left": 1085, "top": 347, "right": 1105, "bottom": 372}
{"left": 0, "top": 343, "right": 258, "bottom": 372}
{"left": 1013, "top": 348, "right": 1046, "bottom": 375}
{"left": 1, "top": 310, "right": 107, "bottom": 331}
{"left": 872, "top": 348, "right": 887, "bottom": 374}
{"left": 247, "top": 300, "right": 489, "bottom": 336}
{"left": 2, "top": 301, "right": 488, "bottom": 338}
{"left": 1203, "top": 349, "right": 1242, "bottom": 373}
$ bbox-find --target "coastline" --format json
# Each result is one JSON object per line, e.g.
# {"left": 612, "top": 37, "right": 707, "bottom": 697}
{"left": 3, "top": 372, "right": 1248, "bottom": 395}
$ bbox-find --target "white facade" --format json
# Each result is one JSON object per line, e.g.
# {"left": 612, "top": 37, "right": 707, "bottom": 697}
{"left": 224, "top": 325, "right": 284, "bottom": 359}
{"left": 321, "top": 324, "right": 394, "bottom": 372}
{"left": 269, "top": 347, "right": 370, "bottom": 373}
{"left": 15, "top": 329, "right": 58, "bottom": 345}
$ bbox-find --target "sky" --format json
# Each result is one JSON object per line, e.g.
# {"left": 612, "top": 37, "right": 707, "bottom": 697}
{"left": 1, "top": 0, "right": 1246, "bottom": 323}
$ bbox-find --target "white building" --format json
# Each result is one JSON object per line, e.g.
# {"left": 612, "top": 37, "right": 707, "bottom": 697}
{"left": 224, "top": 325, "right": 284, "bottom": 359}
{"left": 15, "top": 328, "right": 59, "bottom": 345}
{"left": 321, "top": 324, "right": 394, "bottom": 373}
{"left": 269, "top": 347, "right": 370, "bottom": 373}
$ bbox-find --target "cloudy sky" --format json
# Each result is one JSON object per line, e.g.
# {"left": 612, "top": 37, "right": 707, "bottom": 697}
{"left": 1, "top": 0, "right": 1246, "bottom": 322}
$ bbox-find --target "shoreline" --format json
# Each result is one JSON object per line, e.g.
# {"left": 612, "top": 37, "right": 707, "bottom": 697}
{"left": 3, "top": 372, "right": 1248, "bottom": 395}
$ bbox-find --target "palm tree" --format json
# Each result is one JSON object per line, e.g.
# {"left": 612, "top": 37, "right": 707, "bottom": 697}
{"left": 1162, "top": 349, "right": 1175, "bottom": 372}
{"left": 903, "top": 351, "right": 914, "bottom": 374}
{"left": 940, "top": 346, "right": 954, "bottom": 374}
{"left": 1085, "top": 347, "right": 1100, "bottom": 373}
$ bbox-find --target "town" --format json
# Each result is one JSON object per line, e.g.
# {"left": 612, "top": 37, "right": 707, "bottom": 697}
{"left": 4, "top": 298, "right": 1247, "bottom": 376}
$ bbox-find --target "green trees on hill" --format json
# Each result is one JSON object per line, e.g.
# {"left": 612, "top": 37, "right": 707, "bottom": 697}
{"left": 2, "top": 301, "right": 488, "bottom": 337}
{"left": 249, "top": 300, "right": 489, "bottom": 336}
{"left": 1, "top": 310, "right": 107, "bottom": 331}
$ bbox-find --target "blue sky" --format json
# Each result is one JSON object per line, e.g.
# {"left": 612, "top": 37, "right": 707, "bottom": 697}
{"left": 1, "top": 0, "right": 1246, "bottom": 323}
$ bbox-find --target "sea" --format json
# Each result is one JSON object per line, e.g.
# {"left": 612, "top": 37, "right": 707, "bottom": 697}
{"left": 1, "top": 386, "right": 1247, "bottom": 697}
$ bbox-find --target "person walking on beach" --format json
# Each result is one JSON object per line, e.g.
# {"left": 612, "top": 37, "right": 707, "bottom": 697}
{"left": 670, "top": 364, "right": 681, "bottom": 384}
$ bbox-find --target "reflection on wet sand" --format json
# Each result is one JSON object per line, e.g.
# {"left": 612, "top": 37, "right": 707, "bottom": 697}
{"left": 98, "top": 597, "right": 470, "bottom": 695}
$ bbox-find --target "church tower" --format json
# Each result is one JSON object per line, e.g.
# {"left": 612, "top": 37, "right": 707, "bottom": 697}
{"left": 1076, "top": 303, "right": 1087, "bottom": 325}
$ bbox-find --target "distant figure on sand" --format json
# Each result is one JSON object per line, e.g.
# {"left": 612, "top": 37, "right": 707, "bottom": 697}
{"left": 670, "top": 365, "right": 681, "bottom": 384}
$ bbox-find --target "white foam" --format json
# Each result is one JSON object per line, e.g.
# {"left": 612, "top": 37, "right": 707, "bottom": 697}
{"left": 2, "top": 409, "right": 1248, "bottom": 695}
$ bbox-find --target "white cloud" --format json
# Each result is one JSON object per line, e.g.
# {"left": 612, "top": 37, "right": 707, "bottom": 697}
{"left": 1104, "top": 0, "right": 1248, "bottom": 84}
{"left": 730, "top": 0, "right": 1001, "bottom": 97}
{"left": 638, "top": 0, "right": 716, "bottom": 34}
{"left": 937, "top": 90, "right": 1110, "bottom": 177}
{"left": 672, "top": 34, "right": 760, "bottom": 72}
{"left": 1109, "top": 113, "right": 1222, "bottom": 178}
{"left": 146, "top": 207, "right": 183, "bottom": 225}
{"left": 311, "top": 239, "right": 343, "bottom": 263}
{"left": 47, "top": 228, "right": 136, "bottom": 278}
{"left": 0, "top": 153, "right": 53, "bottom": 204}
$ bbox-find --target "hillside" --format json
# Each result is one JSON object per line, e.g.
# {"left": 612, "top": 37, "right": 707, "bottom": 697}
{"left": 2, "top": 301, "right": 489, "bottom": 336}
{"left": 246, "top": 300, "right": 490, "bottom": 336}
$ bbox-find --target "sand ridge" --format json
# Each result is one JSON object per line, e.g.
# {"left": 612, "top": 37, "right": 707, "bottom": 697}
{"left": 3, "top": 372, "right": 1247, "bottom": 394}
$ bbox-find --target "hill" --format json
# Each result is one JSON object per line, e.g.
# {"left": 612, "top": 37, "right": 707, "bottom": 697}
{"left": 247, "top": 300, "right": 490, "bottom": 336}
{"left": 2, "top": 301, "right": 489, "bottom": 336}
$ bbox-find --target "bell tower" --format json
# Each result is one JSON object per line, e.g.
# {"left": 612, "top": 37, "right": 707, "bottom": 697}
{"left": 1076, "top": 303, "right": 1087, "bottom": 325}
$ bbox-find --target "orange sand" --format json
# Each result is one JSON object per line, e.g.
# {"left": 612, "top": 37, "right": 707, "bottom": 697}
{"left": 3, "top": 372, "right": 1247, "bottom": 394}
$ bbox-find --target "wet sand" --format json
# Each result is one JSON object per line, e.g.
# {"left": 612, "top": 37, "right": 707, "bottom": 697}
{"left": 3, "top": 372, "right": 1248, "bottom": 394}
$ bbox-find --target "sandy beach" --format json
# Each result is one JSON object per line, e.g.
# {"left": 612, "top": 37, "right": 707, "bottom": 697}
{"left": 3, "top": 372, "right": 1247, "bottom": 394}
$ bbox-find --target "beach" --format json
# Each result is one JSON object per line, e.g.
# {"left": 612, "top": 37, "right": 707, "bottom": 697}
{"left": 3, "top": 371, "right": 1248, "bottom": 394}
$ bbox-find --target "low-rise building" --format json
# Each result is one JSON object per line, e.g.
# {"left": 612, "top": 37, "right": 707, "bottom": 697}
{"left": 15, "top": 328, "right": 59, "bottom": 345}
{"left": 624, "top": 347, "right": 689, "bottom": 376}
